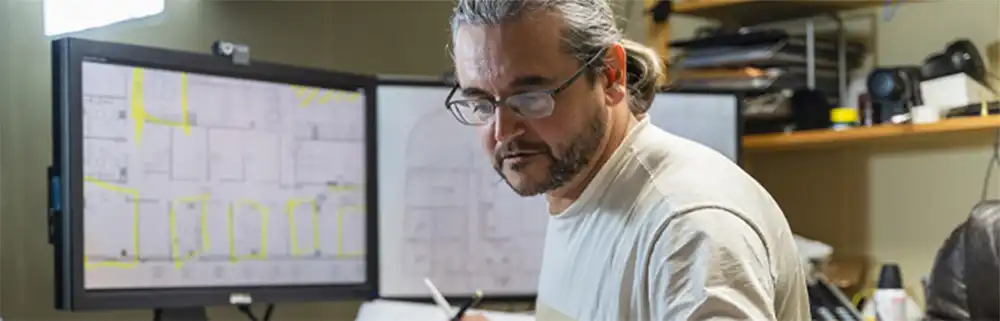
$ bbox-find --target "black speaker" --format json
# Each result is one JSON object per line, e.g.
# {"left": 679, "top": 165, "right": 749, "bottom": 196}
{"left": 922, "top": 39, "right": 987, "bottom": 85}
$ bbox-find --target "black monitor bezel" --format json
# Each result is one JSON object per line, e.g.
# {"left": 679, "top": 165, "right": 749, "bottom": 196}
{"left": 372, "top": 77, "right": 538, "bottom": 303}
{"left": 50, "top": 37, "right": 380, "bottom": 310}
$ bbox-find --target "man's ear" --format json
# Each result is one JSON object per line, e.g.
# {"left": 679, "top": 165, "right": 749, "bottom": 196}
{"left": 603, "top": 43, "right": 628, "bottom": 106}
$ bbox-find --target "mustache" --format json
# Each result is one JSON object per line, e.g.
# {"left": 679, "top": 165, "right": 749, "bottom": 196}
{"left": 492, "top": 141, "right": 548, "bottom": 186}
{"left": 493, "top": 141, "right": 550, "bottom": 159}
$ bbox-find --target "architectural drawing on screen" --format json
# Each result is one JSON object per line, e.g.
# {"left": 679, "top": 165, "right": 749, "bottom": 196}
{"left": 401, "top": 108, "right": 547, "bottom": 294}
{"left": 79, "top": 61, "right": 367, "bottom": 289}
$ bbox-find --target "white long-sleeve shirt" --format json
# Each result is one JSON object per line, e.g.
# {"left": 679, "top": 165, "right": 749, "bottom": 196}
{"left": 533, "top": 118, "right": 810, "bottom": 321}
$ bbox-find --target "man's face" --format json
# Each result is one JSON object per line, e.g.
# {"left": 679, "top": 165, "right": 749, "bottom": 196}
{"left": 452, "top": 12, "right": 608, "bottom": 197}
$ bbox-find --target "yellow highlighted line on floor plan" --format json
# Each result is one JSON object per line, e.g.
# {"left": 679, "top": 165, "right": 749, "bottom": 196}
{"left": 83, "top": 177, "right": 141, "bottom": 269}
{"left": 227, "top": 199, "right": 270, "bottom": 261}
{"left": 129, "top": 68, "right": 191, "bottom": 145}
{"left": 335, "top": 204, "right": 365, "bottom": 258}
{"left": 169, "top": 194, "right": 210, "bottom": 269}
{"left": 285, "top": 197, "right": 318, "bottom": 256}
{"left": 292, "top": 85, "right": 362, "bottom": 108}
{"left": 329, "top": 185, "right": 366, "bottom": 257}
{"left": 286, "top": 184, "right": 363, "bottom": 257}
{"left": 326, "top": 184, "right": 364, "bottom": 257}
{"left": 84, "top": 184, "right": 366, "bottom": 269}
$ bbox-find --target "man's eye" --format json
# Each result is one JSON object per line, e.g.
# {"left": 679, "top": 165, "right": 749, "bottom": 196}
{"left": 473, "top": 103, "right": 494, "bottom": 113}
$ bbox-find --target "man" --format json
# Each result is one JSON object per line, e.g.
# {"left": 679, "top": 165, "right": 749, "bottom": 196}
{"left": 446, "top": 0, "right": 810, "bottom": 320}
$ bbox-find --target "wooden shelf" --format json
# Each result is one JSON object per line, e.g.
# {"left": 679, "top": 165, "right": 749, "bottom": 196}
{"left": 744, "top": 115, "right": 1000, "bottom": 151}
{"left": 673, "top": 0, "right": 897, "bottom": 25}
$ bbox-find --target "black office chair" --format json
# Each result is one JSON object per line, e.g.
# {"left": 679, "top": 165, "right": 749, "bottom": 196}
{"left": 924, "top": 200, "right": 1000, "bottom": 321}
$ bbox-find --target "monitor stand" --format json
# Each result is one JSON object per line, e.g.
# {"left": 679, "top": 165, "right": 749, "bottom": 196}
{"left": 153, "top": 307, "right": 209, "bottom": 321}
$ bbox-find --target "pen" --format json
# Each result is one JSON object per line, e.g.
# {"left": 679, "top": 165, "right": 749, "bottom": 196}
{"left": 423, "top": 278, "right": 455, "bottom": 316}
{"left": 451, "top": 290, "right": 484, "bottom": 321}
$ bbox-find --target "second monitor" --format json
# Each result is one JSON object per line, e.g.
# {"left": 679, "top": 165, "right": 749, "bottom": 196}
{"left": 373, "top": 81, "right": 744, "bottom": 302}
{"left": 376, "top": 79, "right": 548, "bottom": 301}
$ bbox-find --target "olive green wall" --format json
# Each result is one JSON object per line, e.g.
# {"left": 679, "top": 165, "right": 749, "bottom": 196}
{"left": 2, "top": 0, "right": 999, "bottom": 319}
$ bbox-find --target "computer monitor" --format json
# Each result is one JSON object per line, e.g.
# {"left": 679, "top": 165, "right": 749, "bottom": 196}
{"left": 49, "top": 37, "right": 378, "bottom": 311}
{"left": 646, "top": 91, "right": 743, "bottom": 164}
{"left": 371, "top": 84, "right": 745, "bottom": 303}
{"left": 374, "top": 77, "right": 546, "bottom": 302}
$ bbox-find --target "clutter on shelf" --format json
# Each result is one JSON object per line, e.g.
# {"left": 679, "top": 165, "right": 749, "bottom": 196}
{"left": 668, "top": 27, "right": 867, "bottom": 135}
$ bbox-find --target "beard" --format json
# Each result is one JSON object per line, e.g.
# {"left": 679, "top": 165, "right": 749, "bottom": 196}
{"left": 492, "top": 111, "right": 606, "bottom": 197}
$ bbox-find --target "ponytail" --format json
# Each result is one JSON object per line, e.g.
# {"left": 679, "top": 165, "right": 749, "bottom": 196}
{"left": 619, "top": 39, "right": 665, "bottom": 115}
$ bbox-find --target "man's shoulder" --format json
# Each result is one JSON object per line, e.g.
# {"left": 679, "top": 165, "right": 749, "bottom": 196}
{"left": 620, "top": 122, "right": 791, "bottom": 251}
{"left": 631, "top": 124, "right": 748, "bottom": 191}
{"left": 632, "top": 125, "right": 782, "bottom": 224}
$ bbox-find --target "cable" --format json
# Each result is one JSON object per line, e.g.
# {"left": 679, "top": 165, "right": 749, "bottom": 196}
{"left": 237, "top": 305, "right": 257, "bottom": 321}
{"left": 988, "top": 70, "right": 1000, "bottom": 82}
{"left": 977, "top": 72, "right": 1000, "bottom": 201}
{"left": 979, "top": 128, "right": 1000, "bottom": 201}
{"left": 263, "top": 304, "right": 275, "bottom": 321}
{"left": 987, "top": 71, "right": 1000, "bottom": 90}
{"left": 981, "top": 71, "right": 1000, "bottom": 96}
{"left": 237, "top": 304, "right": 276, "bottom": 321}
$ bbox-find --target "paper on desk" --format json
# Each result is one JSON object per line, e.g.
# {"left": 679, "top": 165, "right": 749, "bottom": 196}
{"left": 356, "top": 299, "right": 535, "bottom": 321}
{"left": 794, "top": 234, "right": 833, "bottom": 262}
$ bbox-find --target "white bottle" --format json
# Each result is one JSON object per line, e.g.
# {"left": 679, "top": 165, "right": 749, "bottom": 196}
{"left": 872, "top": 263, "right": 907, "bottom": 321}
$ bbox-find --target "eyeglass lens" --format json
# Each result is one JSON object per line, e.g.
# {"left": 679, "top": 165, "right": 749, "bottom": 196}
{"left": 452, "top": 91, "right": 555, "bottom": 125}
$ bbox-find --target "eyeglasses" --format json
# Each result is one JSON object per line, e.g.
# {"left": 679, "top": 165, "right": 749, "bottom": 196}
{"left": 444, "top": 47, "right": 609, "bottom": 126}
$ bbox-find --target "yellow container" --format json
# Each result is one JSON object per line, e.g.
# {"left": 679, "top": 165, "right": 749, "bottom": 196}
{"left": 831, "top": 107, "right": 859, "bottom": 130}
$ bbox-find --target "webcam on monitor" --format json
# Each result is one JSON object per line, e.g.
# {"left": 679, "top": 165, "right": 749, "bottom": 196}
{"left": 210, "top": 40, "right": 250, "bottom": 65}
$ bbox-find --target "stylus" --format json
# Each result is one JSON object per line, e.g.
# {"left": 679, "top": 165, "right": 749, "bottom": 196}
{"left": 451, "top": 290, "right": 484, "bottom": 321}
{"left": 424, "top": 277, "right": 455, "bottom": 316}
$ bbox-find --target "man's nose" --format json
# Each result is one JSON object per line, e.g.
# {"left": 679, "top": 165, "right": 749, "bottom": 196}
{"left": 492, "top": 105, "right": 522, "bottom": 143}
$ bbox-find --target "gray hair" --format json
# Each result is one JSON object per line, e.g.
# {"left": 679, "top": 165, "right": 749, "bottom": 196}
{"left": 450, "top": 0, "right": 664, "bottom": 115}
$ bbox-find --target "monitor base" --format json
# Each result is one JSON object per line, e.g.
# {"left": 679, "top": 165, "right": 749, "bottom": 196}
{"left": 153, "top": 307, "right": 209, "bottom": 321}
